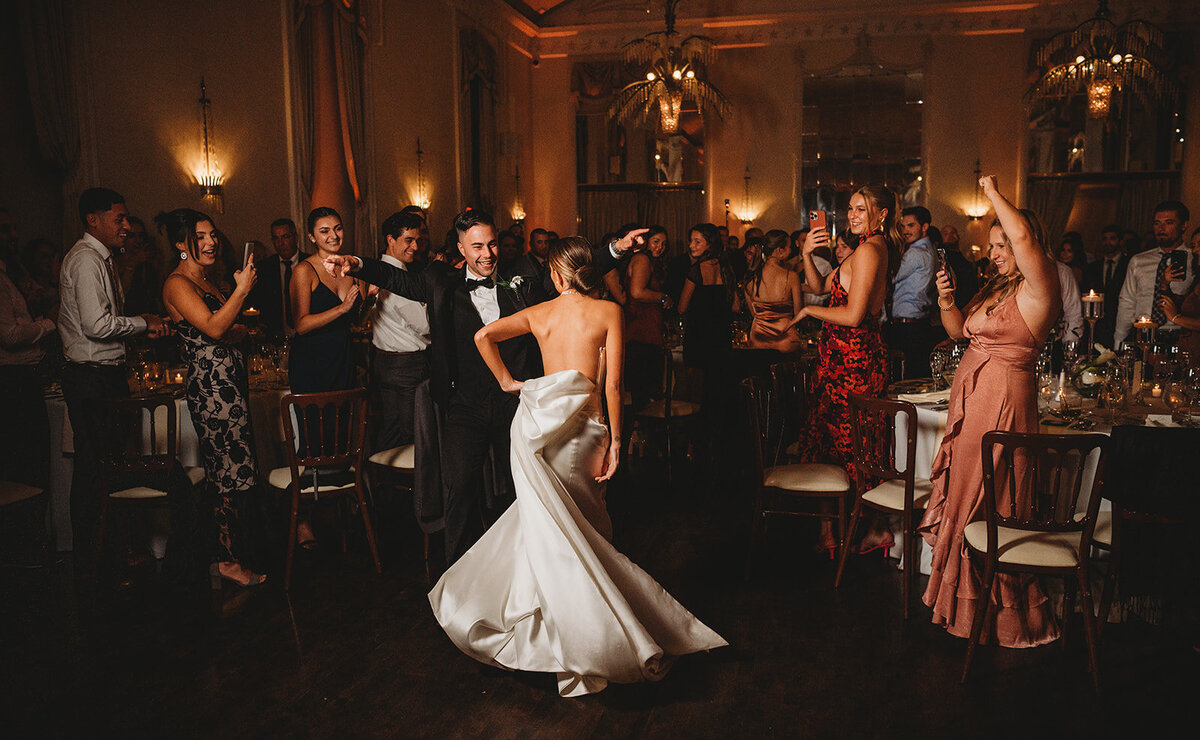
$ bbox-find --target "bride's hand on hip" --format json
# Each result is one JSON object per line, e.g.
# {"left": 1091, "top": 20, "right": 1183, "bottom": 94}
{"left": 596, "top": 439, "right": 620, "bottom": 482}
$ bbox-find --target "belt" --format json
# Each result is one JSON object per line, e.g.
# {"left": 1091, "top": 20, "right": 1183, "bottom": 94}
{"left": 373, "top": 347, "right": 429, "bottom": 357}
{"left": 892, "top": 317, "right": 929, "bottom": 324}
{"left": 66, "top": 360, "right": 129, "bottom": 370}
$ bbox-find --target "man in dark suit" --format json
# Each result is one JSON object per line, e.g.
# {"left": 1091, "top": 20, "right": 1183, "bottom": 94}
{"left": 325, "top": 209, "right": 643, "bottom": 562}
{"left": 1081, "top": 223, "right": 1129, "bottom": 349}
{"left": 249, "top": 217, "right": 303, "bottom": 339}
{"left": 507, "top": 227, "right": 555, "bottom": 295}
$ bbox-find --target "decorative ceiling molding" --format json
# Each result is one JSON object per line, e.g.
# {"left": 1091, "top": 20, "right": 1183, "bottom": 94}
{"left": 486, "top": 1, "right": 1184, "bottom": 58}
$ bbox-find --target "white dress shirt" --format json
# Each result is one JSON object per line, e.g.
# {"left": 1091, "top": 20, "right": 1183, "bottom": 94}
{"left": 59, "top": 232, "right": 148, "bottom": 364}
{"left": 1113, "top": 246, "right": 1196, "bottom": 347}
{"left": 0, "top": 262, "right": 54, "bottom": 367}
{"left": 466, "top": 266, "right": 501, "bottom": 326}
{"left": 370, "top": 255, "right": 431, "bottom": 353}
{"left": 803, "top": 255, "right": 833, "bottom": 307}
{"left": 1057, "top": 261, "right": 1084, "bottom": 342}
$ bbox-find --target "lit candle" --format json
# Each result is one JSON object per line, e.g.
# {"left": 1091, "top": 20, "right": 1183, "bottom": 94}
{"left": 243, "top": 307, "right": 260, "bottom": 317}
{"left": 1082, "top": 290, "right": 1104, "bottom": 320}
{"left": 1151, "top": 383, "right": 1163, "bottom": 398}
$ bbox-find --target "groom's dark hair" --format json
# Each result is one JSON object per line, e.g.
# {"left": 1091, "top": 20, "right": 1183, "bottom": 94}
{"left": 453, "top": 209, "right": 495, "bottom": 239}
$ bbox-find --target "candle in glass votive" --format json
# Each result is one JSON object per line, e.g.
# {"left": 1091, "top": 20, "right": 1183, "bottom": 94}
{"left": 1151, "top": 383, "right": 1163, "bottom": 398}
{"left": 1082, "top": 290, "right": 1104, "bottom": 320}
{"left": 243, "top": 307, "right": 260, "bottom": 318}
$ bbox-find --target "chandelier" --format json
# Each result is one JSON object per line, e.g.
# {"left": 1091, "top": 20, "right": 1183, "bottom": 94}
{"left": 608, "top": 0, "right": 729, "bottom": 135}
{"left": 1031, "top": 0, "right": 1178, "bottom": 119}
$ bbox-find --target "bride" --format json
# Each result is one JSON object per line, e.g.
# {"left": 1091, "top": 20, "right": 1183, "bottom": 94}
{"left": 429, "top": 236, "right": 726, "bottom": 697}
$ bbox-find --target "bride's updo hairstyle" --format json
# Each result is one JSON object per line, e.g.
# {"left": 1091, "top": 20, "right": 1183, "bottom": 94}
{"left": 548, "top": 236, "right": 600, "bottom": 294}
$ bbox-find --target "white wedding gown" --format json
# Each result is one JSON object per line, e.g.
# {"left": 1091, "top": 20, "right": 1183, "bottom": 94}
{"left": 428, "top": 369, "right": 727, "bottom": 697}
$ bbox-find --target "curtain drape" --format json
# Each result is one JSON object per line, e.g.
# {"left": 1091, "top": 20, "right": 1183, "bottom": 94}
{"left": 1026, "top": 178, "right": 1079, "bottom": 248}
{"left": 1117, "top": 177, "right": 1175, "bottom": 237}
{"left": 17, "top": 0, "right": 83, "bottom": 243}
{"left": 330, "top": 1, "right": 370, "bottom": 255}
{"left": 577, "top": 185, "right": 704, "bottom": 258}
{"left": 291, "top": 1, "right": 319, "bottom": 203}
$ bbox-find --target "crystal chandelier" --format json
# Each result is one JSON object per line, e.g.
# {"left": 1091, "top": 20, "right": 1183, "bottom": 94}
{"left": 609, "top": 0, "right": 729, "bottom": 135}
{"left": 1031, "top": 0, "right": 1178, "bottom": 119}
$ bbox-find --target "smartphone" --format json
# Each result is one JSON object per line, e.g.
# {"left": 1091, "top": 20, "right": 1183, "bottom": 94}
{"left": 937, "top": 247, "right": 956, "bottom": 291}
{"left": 243, "top": 242, "right": 254, "bottom": 267}
{"left": 1168, "top": 250, "right": 1187, "bottom": 274}
{"left": 808, "top": 210, "right": 827, "bottom": 233}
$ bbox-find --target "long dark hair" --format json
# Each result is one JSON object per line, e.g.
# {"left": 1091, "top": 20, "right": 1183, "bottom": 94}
{"left": 688, "top": 222, "right": 735, "bottom": 289}
{"left": 155, "top": 208, "right": 214, "bottom": 264}
{"left": 748, "top": 229, "right": 793, "bottom": 294}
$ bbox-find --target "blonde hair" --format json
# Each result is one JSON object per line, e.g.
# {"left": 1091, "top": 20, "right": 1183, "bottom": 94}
{"left": 854, "top": 184, "right": 903, "bottom": 280}
{"left": 965, "top": 208, "right": 1052, "bottom": 316}
{"left": 548, "top": 236, "right": 600, "bottom": 293}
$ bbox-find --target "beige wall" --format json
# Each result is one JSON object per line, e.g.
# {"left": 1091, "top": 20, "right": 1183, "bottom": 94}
{"left": 528, "top": 57, "right": 575, "bottom": 235}
{"left": 81, "top": 0, "right": 292, "bottom": 249}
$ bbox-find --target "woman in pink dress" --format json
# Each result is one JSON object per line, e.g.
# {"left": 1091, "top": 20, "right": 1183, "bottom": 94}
{"left": 919, "top": 175, "right": 1063, "bottom": 648}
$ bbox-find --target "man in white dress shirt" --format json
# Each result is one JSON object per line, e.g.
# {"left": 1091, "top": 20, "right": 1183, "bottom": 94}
{"left": 369, "top": 211, "right": 431, "bottom": 452}
{"left": 1113, "top": 201, "right": 1194, "bottom": 348}
{"left": 59, "top": 188, "right": 167, "bottom": 562}
{"left": 1057, "top": 260, "right": 1084, "bottom": 345}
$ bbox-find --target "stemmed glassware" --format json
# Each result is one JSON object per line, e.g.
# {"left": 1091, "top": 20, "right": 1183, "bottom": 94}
{"left": 929, "top": 346, "right": 949, "bottom": 390}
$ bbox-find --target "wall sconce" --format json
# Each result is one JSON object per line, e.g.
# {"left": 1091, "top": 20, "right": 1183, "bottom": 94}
{"left": 965, "top": 159, "right": 987, "bottom": 221}
{"left": 739, "top": 167, "right": 753, "bottom": 225}
{"left": 511, "top": 164, "right": 525, "bottom": 222}
{"left": 197, "top": 78, "right": 224, "bottom": 214}
{"left": 415, "top": 138, "right": 431, "bottom": 210}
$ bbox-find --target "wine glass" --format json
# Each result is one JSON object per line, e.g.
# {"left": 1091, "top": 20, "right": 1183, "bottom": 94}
{"left": 1164, "top": 381, "right": 1193, "bottom": 425}
{"left": 929, "top": 346, "right": 949, "bottom": 389}
{"left": 1100, "top": 368, "right": 1126, "bottom": 425}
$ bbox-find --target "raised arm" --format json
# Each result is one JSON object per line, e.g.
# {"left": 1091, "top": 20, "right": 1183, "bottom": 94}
{"left": 799, "top": 228, "right": 830, "bottom": 294}
{"left": 325, "top": 254, "right": 430, "bottom": 303}
{"left": 801, "top": 237, "right": 885, "bottom": 328}
{"left": 474, "top": 308, "right": 535, "bottom": 394}
{"left": 163, "top": 260, "right": 256, "bottom": 342}
{"left": 935, "top": 269, "right": 966, "bottom": 339}
{"left": 598, "top": 303, "right": 624, "bottom": 482}
{"left": 981, "top": 175, "right": 1056, "bottom": 303}
{"left": 291, "top": 262, "right": 359, "bottom": 335}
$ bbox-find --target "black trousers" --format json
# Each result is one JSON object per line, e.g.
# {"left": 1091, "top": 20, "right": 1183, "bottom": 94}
{"left": 440, "top": 389, "right": 519, "bottom": 564}
{"left": 0, "top": 365, "right": 50, "bottom": 489}
{"left": 61, "top": 362, "right": 129, "bottom": 558}
{"left": 890, "top": 321, "right": 936, "bottom": 379}
{"left": 624, "top": 341, "right": 662, "bottom": 410}
{"left": 370, "top": 349, "right": 429, "bottom": 453}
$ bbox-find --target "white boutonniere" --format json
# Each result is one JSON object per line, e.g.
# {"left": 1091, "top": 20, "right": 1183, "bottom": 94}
{"left": 495, "top": 274, "right": 527, "bottom": 308}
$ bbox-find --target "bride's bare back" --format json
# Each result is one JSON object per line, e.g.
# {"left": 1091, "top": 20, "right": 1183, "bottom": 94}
{"left": 474, "top": 290, "right": 625, "bottom": 481}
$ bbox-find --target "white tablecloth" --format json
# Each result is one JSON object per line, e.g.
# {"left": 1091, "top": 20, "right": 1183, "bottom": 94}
{"left": 46, "top": 388, "right": 287, "bottom": 551}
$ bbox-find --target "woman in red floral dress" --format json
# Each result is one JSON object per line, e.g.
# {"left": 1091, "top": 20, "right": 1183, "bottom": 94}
{"left": 790, "top": 186, "right": 899, "bottom": 552}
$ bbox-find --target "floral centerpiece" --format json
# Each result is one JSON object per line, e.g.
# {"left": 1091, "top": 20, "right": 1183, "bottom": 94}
{"left": 1069, "top": 344, "right": 1117, "bottom": 398}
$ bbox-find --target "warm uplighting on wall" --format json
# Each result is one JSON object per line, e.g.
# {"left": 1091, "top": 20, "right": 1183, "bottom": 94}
{"left": 511, "top": 164, "right": 525, "bottom": 223}
{"left": 965, "top": 159, "right": 987, "bottom": 221}
{"left": 196, "top": 79, "right": 224, "bottom": 213}
{"left": 414, "top": 138, "right": 430, "bottom": 210}
{"left": 738, "top": 167, "right": 754, "bottom": 225}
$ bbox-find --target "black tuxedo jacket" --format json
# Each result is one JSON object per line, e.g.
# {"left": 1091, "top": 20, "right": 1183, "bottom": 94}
{"left": 248, "top": 253, "right": 293, "bottom": 338}
{"left": 1081, "top": 254, "right": 1129, "bottom": 347}
{"left": 355, "top": 244, "right": 626, "bottom": 404}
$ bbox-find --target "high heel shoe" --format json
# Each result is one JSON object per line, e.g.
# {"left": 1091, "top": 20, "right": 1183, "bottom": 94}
{"left": 210, "top": 562, "right": 267, "bottom": 590}
{"left": 857, "top": 534, "right": 895, "bottom": 557}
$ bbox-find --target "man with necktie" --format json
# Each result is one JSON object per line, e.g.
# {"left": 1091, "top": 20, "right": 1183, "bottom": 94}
{"left": 248, "top": 217, "right": 303, "bottom": 339}
{"left": 1114, "top": 202, "right": 1194, "bottom": 348}
{"left": 1081, "top": 223, "right": 1129, "bottom": 349}
{"left": 59, "top": 188, "right": 168, "bottom": 566}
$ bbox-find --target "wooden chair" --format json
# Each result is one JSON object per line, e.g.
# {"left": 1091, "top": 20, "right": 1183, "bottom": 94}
{"left": 961, "top": 430, "right": 1108, "bottom": 694}
{"left": 835, "top": 394, "right": 932, "bottom": 619}
{"left": 273, "top": 389, "right": 381, "bottom": 590}
{"left": 367, "top": 443, "right": 432, "bottom": 583}
{"left": 632, "top": 348, "right": 699, "bottom": 482}
{"left": 743, "top": 377, "right": 851, "bottom": 577}
{"left": 95, "top": 394, "right": 204, "bottom": 572}
{"left": 775, "top": 356, "right": 817, "bottom": 462}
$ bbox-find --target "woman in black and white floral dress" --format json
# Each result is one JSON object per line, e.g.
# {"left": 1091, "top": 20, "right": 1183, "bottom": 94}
{"left": 159, "top": 208, "right": 266, "bottom": 588}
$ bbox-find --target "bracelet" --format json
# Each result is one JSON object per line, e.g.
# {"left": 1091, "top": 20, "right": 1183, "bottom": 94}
{"left": 938, "top": 297, "right": 956, "bottom": 312}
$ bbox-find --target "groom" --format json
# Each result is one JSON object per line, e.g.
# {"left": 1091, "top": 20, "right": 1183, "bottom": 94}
{"left": 326, "top": 209, "right": 644, "bottom": 563}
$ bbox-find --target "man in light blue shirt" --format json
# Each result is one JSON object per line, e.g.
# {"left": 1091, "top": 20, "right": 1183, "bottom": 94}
{"left": 890, "top": 206, "right": 938, "bottom": 378}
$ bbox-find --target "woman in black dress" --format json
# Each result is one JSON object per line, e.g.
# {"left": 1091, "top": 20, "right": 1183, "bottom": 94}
{"left": 678, "top": 223, "right": 737, "bottom": 447}
{"left": 287, "top": 207, "right": 367, "bottom": 548}
{"left": 289, "top": 207, "right": 367, "bottom": 394}
{"left": 159, "top": 208, "right": 265, "bottom": 588}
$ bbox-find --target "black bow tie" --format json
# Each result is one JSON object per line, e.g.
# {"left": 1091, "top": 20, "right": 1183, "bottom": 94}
{"left": 466, "top": 276, "right": 494, "bottom": 291}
